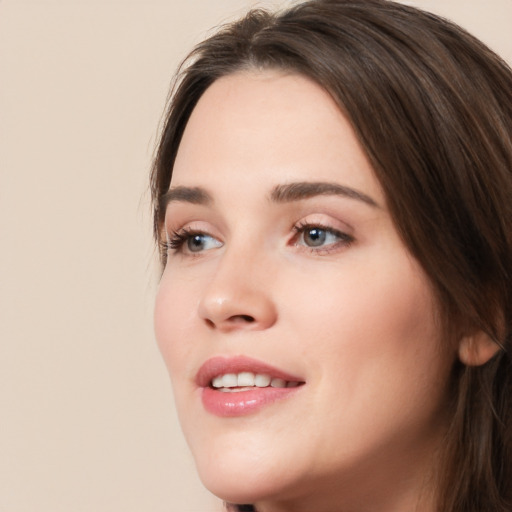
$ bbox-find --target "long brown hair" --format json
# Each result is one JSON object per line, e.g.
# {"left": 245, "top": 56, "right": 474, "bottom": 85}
{"left": 151, "top": 1, "right": 512, "bottom": 510}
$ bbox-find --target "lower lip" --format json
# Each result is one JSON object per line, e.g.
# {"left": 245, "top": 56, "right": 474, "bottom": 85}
{"left": 201, "top": 386, "right": 301, "bottom": 417}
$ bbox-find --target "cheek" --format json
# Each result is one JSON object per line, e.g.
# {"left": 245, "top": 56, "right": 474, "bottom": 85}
{"left": 281, "top": 252, "right": 453, "bottom": 457}
{"left": 286, "top": 250, "right": 446, "bottom": 381}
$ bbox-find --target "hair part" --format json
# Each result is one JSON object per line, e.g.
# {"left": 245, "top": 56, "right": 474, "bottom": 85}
{"left": 151, "top": 1, "right": 512, "bottom": 509}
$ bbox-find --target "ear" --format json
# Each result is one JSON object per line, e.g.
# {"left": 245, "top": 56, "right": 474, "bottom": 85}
{"left": 458, "top": 331, "right": 500, "bottom": 366}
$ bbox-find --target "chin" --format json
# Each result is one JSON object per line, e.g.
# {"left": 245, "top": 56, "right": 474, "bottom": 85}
{"left": 191, "top": 440, "right": 303, "bottom": 505}
{"left": 196, "top": 460, "right": 275, "bottom": 504}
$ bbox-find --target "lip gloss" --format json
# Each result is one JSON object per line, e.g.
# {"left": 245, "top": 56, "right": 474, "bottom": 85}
{"left": 201, "top": 386, "right": 301, "bottom": 417}
{"left": 197, "top": 356, "right": 304, "bottom": 417}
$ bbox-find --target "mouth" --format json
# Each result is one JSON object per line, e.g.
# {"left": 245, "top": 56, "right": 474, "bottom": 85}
{"left": 211, "top": 371, "right": 303, "bottom": 392}
{"left": 197, "top": 356, "right": 305, "bottom": 417}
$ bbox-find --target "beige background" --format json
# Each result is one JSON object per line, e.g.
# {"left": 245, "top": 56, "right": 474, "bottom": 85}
{"left": 1, "top": 1, "right": 511, "bottom": 511}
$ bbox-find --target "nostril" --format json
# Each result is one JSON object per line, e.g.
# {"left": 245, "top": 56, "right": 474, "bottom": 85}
{"left": 204, "top": 314, "right": 255, "bottom": 329}
{"left": 232, "top": 314, "right": 255, "bottom": 323}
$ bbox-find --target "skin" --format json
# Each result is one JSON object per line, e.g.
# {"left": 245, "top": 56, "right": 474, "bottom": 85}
{"left": 154, "top": 71, "right": 458, "bottom": 512}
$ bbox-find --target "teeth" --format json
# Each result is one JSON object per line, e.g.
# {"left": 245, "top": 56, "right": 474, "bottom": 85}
{"left": 211, "top": 372, "right": 300, "bottom": 390}
{"left": 221, "top": 374, "right": 238, "bottom": 388}
{"left": 254, "top": 374, "right": 271, "bottom": 387}
{"left": 270, "top": 378, "right": 286, "bottom": 388}
{"left": 212, "top": 375, "right": 223, "bottom": 388}
{"left": 237, "top": 372, "right": 255, "bottom": 387}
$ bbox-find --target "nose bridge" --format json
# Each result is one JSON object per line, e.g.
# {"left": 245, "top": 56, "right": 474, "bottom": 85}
{"left": 197, "top": 237, "right": 277, "bottom": 331}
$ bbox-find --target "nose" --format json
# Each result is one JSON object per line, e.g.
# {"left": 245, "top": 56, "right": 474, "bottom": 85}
{"left": 197, "top": 249, "right": 278, "bottom": 332}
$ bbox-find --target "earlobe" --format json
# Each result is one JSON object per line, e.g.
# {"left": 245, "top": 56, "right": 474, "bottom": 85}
{"left": 458, "top": 331, "right": 501, "bottom": 366}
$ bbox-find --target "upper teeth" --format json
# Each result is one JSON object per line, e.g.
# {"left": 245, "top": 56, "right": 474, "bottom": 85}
{"left": 211, "top": 372, "right": 299, "bottom": 389}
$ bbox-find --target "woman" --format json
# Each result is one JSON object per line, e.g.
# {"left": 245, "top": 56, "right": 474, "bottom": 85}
{"left": 151, "top": 1, "right": 512, "bottom": 510}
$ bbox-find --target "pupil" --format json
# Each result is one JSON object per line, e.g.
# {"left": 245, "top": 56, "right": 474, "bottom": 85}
{"left": 306, "top": 228, "right": 326, "bottom": 246}
{"left": 188, "top": 234, "right": 204, "bottom": 252}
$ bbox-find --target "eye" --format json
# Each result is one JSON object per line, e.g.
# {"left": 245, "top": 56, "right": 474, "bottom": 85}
{"left": 293, "top": 222, "right": 353, "bottom": 251}
{"left": 301, "top": 227, "right": 332, "bottom": 247}
{"left": 165, "top": 228, "right": 223, "bottom": 255}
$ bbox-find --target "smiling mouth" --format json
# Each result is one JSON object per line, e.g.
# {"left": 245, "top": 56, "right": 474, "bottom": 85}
{"left": 211, "top": 371, "right": 304, "bottom": 392}
{"left": 198, "top": 357, "right": 305, "bottom": 416}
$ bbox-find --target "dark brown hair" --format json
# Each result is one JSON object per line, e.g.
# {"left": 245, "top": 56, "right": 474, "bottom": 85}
{"left": 151, "top": 1, "right": 512, "bottom": 510}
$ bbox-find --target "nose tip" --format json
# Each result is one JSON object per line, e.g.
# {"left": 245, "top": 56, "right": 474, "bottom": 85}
{"left": 198, "top": 287, "right": 277, "bottom": 332}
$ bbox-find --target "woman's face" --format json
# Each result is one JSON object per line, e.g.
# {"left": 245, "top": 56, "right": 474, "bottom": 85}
{"left": 155, "top": 71, "right": 456, "bottom": 511}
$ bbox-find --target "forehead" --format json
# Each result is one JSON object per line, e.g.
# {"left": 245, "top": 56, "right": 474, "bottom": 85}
{"left": 171, "top": 70, "right": 383, "bottom": 205}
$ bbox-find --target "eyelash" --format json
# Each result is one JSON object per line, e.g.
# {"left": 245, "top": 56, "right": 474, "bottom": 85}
{"left": 162, "top": 222, "right": 354, "bottom": 256}
{"left": 161, "top": 227, "right": 203, "bottom": 254}
{"left": 166, "top": 227, "right": 195, "bottom": 250}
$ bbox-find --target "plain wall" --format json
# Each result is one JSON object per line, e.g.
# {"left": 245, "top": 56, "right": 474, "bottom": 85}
{"left": 1, "top": 1, "right": 511, "bottom": 511}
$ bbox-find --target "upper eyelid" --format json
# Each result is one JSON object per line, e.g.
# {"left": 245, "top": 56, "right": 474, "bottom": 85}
{"left": 293, "top": 222, "right": 353, "bottom": 241}
{"left": 163, "top": 204, "right": 226, "bottom": 231}
{"left": 293, "top": 214, "right": 354, "bottom": 234}
{"left": 164, "top": 216, "right": 220, "bottom": 234}
{"left": 165, "top": 217, "right": 352, "bottom": 235}
{"left": 164, "top": 211, "right": 354, "bottom": 239}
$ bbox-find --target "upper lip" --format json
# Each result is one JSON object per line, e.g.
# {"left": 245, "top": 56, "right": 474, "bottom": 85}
{"left": 196, "top": 356, "right": 304, "bottom": 387}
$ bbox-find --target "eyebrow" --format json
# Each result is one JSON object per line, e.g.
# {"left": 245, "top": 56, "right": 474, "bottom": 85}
{"left": 159, "top": 186, "right": 213, "bottom": 211}
{"left": 160, "top": 181, "right": 379, "bottom": 211}
{"left": 270, "top": 181, "right": 380, "bottom": 208}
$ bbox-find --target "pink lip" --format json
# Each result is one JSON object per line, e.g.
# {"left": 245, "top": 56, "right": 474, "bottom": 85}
{"left": 196, "top": 356, "right": 303, "bottom": 386}
{"left": 196, "top": 356, "right": 304, "bottom": 417}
